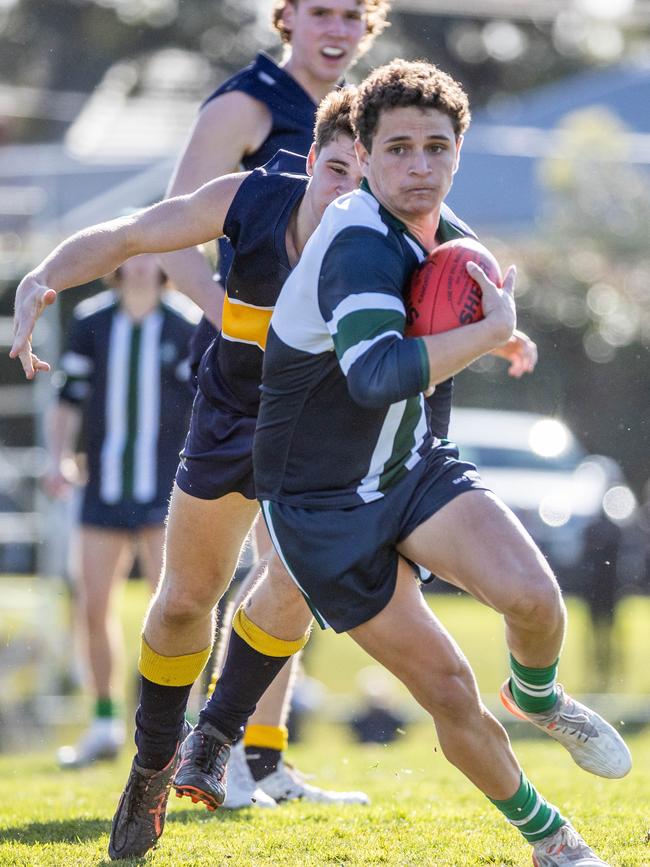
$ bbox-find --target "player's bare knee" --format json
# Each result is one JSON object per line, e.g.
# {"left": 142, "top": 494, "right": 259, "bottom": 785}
{"left": 506, "top": 570, "right": 564, "bottom": 629}
{"left": 154, "top": 570, "right": 221, "bottom": 629}
{"left": 422, "top": 666, "right": 478, "bottom": 724}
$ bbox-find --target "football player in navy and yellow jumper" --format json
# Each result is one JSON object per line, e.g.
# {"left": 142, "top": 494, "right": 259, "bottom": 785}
{"left": 155, "top": 0, "right": 392, "bottom": 813}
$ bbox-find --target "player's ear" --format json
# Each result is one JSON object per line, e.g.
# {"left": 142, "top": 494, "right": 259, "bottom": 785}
{"left": 280, "top": 0, "right": 296, "bottom": 38}
{"left": 452, "top": 135, "right": 464, "bottom": 175}
{"left": 306, "top": 142, "right": 317, "bottom": 177}
{"left": 354, "top": 138, "right": 370, "bottom": 175}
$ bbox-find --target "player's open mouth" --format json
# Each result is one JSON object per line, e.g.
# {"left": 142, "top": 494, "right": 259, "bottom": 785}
{"left": 321, "top": 46, "right": 346, "bottom": 59}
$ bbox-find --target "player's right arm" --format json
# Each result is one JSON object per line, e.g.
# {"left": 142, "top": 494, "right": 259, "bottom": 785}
{"left": 321, "top": 232, "right": 516, "bottom": 408}
{"left": 11, "top": 173, "right": 246, "bottom": 379}
{"left": 160, "top": 92, "right": 273, "bottom": 326}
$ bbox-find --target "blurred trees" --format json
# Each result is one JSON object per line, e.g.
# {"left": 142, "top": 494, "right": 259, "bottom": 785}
{"left": 457, "top": 110, "right": 650, "bottom": 489}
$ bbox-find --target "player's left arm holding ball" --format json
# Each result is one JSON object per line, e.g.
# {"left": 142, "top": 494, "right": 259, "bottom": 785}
{"left": 11, "top": 172, "right": 247, "bottom": 379}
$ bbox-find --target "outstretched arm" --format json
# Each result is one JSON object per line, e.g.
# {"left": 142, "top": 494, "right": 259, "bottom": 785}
{"left": 11, "top": 172, "right": 245, "bottom": 378}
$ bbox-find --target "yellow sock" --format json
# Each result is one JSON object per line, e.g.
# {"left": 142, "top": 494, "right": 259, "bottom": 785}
{"left": 232, "top": 606, "right": 309, "bottom": 657}
{"left": 138, "top": 636, "right": 211, "bottom": 687}
{"left": 244, "top": 724, "right": 289, "bottom": 752}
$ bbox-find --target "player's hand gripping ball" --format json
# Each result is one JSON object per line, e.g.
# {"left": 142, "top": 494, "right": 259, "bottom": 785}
{"left": 405, "top": 238, "right": 502, "bottom": 337}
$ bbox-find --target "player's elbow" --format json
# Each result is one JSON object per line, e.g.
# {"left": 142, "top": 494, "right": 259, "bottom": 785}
{"left": 347, "top": 370, "right": 394, "bottom": 409}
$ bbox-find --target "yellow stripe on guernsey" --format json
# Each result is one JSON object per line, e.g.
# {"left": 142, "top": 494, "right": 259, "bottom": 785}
{"left": 233, "top": 606, "right": 309, "bottom": 657}
{"left": 244, "top": 724, "right": 289, "bottom": 751}
{"left": 221, "top": 292, "right": 274, "bottom": 350}
{"left": 138, "top": 636, "right": 211, "bottom": 687}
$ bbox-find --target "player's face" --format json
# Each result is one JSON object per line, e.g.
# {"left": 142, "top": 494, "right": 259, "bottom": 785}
{"left": 307, "top": 134, "right": 362, "bottom": 217}
{"left": 355, "top": 106, "right": 463, "bottom": 223}
{"left": 284, "top": 1, "right": 366, "bottom": 83}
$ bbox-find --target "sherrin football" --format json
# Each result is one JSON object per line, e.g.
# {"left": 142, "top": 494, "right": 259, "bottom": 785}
{"left": 405, "top": 238, "right": 502, "bottom": 337}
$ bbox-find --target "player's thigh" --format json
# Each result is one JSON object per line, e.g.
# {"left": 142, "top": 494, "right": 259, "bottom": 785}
{"left": 163, "top": 482, "right": 260, "bottom": 601}
{"left": 348, "top": 559, "right": 477, "bottom": 712}
{"left": 398, "top": 489, "right": 556, "bottom": 613}
{"left": 135, "top": 524, "right": 166, "bottom": 593}
{"left": 78, "top": 526, "right": 134, "bottom": 615}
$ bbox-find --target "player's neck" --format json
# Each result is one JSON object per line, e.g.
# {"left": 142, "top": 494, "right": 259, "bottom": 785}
{"left": 287, "top": 194, "right": 318, "bottom": 265}
{"left": 281, "top": 56, "right": 340, "bottom": 105}
{"left": 386, "top": 202, "right": 442, "bottom": 252}
{"left": 406, "top": 213, "right": 441, "bottom": 252}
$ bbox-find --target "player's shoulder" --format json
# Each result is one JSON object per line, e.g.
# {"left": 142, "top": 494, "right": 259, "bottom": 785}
{"left": 72, "top": 289, "right": 118, "bottom": 322}
{"left": 319, "top": 189, "right": 405, "bottom": 265}
{"left": 259, "top": 149, "right": 308, "bottom": 176}
{"left": 322, "top": 188, "right": 392, "bottom": 239}
{"left": 202, "top": 53, "right": 283, "bottom": 109}
{"left": 160, "top": 290, "right": 202, "bottom": 326}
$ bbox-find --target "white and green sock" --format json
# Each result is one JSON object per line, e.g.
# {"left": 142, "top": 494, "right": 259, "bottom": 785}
{"left": 490, "top": 772, "right": 565, "bottom": 843}
{"left": 509, "top": 654, "right": 559, "bottom": 714}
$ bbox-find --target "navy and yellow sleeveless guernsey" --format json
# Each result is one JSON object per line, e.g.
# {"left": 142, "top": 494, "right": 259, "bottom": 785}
{"left": 58, "top": 291, "right": 196, "bottom": 529}
{"left": 255, "top": 182, "right": 488, "bottom": 631}
{"left": 188, "top": 52, "right": 318, "bottom": 371}
{"left": 175, "top": 162, "right": 308, "bottom": 501}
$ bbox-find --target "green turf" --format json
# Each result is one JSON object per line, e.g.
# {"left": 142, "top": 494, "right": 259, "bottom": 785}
{"left": 1, "top": 580, "right": 650, "bottom": 864}
{"left": 0, "top": 724, "right": 648, "bottom": 865}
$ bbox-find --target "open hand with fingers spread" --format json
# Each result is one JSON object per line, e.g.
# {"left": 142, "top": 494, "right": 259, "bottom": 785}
{"left": 466, "top": 260, "right": 517, "bottom": 347}
{"left": 10, "top": 275, "right": 57, "bottom": 379}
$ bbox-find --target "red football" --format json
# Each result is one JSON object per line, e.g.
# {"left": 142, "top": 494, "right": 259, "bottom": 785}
{"left": 405, "top": 238, "right": 502, "bottom": 337}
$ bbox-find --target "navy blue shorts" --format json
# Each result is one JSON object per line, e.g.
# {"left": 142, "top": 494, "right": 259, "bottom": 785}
{"left": 261, "top": 442, "right": 488, "bottom": 633}
{"left": 175, "top": 387, "right": 256, "bottom": 501}
{"left": 80, "top": 489, "right": 168, "bottom": 530}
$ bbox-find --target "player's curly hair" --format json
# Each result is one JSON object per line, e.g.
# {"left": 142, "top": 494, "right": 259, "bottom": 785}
{"left": 271, "top": 1, "right": 391, "bottom": 56}
{"left": 352, "top": 59, "right": 471, "bottom": 150}
{"left": 314, "top": 86, "right": 357, "bottom": 152}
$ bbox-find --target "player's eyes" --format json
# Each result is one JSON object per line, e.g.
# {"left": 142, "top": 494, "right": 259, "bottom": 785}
{"left": 389, "top": 146, "right": 405, "bottom": 155}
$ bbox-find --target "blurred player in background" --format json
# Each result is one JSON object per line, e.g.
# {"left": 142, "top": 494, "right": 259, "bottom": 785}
{"left": 153, "top": 0, "right": 391, "bottom": 811}
{"left": 43, "top": 254, "right": 195, "bottom": 768}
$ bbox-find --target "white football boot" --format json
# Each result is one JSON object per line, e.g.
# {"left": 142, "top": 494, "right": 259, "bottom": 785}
{"left": 500, "top": 680, "right": 631, "bottom": 779}
{"left": 532, "top": 823, "right": 610, "bottom": 866}
{"left": 258, "top": 758, "right": 370, "bottom": 804}
{"left": 58, "top": 717, "right": 126, "bottom": 769}
{"left": 221, "top": 742, "right": 277, "bottom": 809}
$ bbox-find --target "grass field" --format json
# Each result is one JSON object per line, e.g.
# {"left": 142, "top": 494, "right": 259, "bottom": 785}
{"left": 1, "top": 580, "right": 649, "bottom": 865}
{"left": 0, "top": 724, "right": 649, "bottom": 865}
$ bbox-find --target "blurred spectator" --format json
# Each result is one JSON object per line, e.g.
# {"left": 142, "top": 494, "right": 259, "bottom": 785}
{"left": 349, "top": 666, "right": 409, "bottom": 745}
{"left": 44, "top": 255, "right": 195, "bottom": 768}
{"left": 582, "top": 511, "right": 624, "bottom": 691}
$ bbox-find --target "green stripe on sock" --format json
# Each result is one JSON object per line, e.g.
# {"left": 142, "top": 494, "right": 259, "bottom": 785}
{"left": 95, "top": 697, "right": 119, "bottom": 719}
{"left": 491, "top": 772, "right": 565, "bottom": 843}
{"left": 510, "top": 654, "right": 559, "bottom": 713}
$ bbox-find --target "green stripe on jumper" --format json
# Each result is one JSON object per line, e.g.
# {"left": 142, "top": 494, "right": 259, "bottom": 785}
{"left": 377, "top": 395, "right": 425, "bottom": 492}
{"left": 333, "top": 309, "right": 404, "bottom": 358}
{"left": 122, "top": 323, "right": 142, "bottom": 500}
